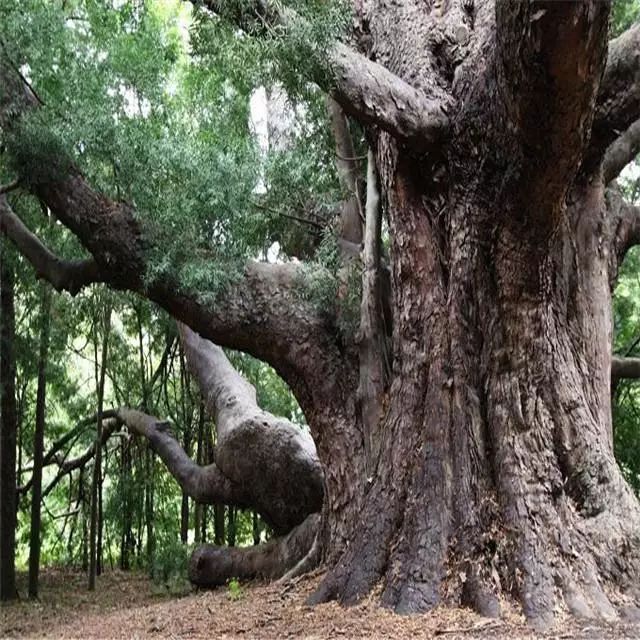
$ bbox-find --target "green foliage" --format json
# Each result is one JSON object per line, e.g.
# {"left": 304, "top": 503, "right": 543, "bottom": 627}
{"left": 612, "top": 0, "right": 640, "bottom": 36}
{"left": 297, "top": 231, "right": 362, "bottom": 338}
{"left": 226, "top": 577, "right": 244, "bottom": 601}
{"left": 151, "top": 537, "right": 192, "bottom": 595}
{"left": 614, "top": 245, "right": 640, "bottom": 493}
{"left": 2, "top": 0, "right": 350, "bottom": 300}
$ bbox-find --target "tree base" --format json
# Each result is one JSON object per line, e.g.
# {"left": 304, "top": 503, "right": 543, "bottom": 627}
{"left": 310, "top": 467, "right": 640, "bottom": 631}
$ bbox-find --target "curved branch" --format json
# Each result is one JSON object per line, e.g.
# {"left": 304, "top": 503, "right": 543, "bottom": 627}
{"left": 329, "top": 41, "right": 449, "bottom": 149}
{"left": 0, "top": 196, "right": 104, "bottom": 295}
{"left": 0, "top": 61, "right": 346, "bottom": 407}
{"left": 495, "top": 1, "right": 610, "bottom": 225}
{"left": 116, "top": 407, "right": 248, "bottom": 506}
{"left": 590, "top": 23, "right": 640, "bottom": 166}
{"left": 603, "top": 119, "right": 640, "bottom": 185}
{"left": 199, "top": 0, "right": 449, "bottom": 149}
{"left": 179, "top": 323, "right": 324, "bottom": 534}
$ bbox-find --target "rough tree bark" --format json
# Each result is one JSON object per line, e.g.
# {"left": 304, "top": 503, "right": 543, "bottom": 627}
{"left": 4, "top": 0, "right": 640, "bottom": 630}
{"left": 311, "top": 2, "right": 640, "bottom": 631}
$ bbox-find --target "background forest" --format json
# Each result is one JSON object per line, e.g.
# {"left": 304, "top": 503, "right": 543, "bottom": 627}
{"left": 2, "top": 0, "right": 640, "bottom": 602}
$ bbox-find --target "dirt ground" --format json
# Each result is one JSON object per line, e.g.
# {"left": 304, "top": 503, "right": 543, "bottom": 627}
{"left": 2, "top": 568, "right": 640, "bottom": 639}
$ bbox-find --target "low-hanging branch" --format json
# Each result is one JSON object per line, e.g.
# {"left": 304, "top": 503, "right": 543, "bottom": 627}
{"left": 603, "top": 119, "right": 640, "bottom": 185}
{"left": 0, "top": 195, "right": 104, "bottom": 295}
{"left": 189, "top": 512, "right": 320, "bottom": 587}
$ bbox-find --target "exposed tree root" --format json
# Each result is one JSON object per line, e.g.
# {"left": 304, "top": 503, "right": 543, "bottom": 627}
{"left": 189, "top": 513, "right": 320, "bottom": 587}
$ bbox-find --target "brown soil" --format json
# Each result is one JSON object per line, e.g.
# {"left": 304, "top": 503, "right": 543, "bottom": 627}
{"left": 2, "top": 568, "right": 640, "bottom": 639}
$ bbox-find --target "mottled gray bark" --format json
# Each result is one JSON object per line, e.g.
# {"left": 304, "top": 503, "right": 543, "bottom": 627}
{"left": 178, "top": 323, "right": 324, "bottom": 534}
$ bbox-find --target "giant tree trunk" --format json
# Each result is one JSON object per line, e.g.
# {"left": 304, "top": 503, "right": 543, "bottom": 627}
{"left": 314, "top": 168, "right": 640, "bottom": 626}
{"left": 311, "top": 4, "right": 640, "bottom": 628}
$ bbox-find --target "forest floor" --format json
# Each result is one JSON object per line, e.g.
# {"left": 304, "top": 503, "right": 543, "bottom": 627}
{"left": 3, "top": 568, "right": 640, "bottom": 639}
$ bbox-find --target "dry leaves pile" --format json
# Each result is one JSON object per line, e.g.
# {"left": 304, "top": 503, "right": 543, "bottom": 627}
{"left": 2, "top": 568, "right": 639, "bottom": 639}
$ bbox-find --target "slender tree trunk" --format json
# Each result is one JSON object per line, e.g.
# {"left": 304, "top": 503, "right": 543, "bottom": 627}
{"left": 88, "top": 303, "right": 111, "bottom": 590}
{"left": 179, "top": 348, "right": 191, "bottom": 544}
{"left": 252, "top": 511, "right": 260, "bottom": 545}
{"left": 67, "top": 473, "right": 82, "bottom": 564}
{"left": 28, "top": 282, "right": 52, "bottom": 598}
{"left": 0, "top": 248, "right": 17, "bottom": 601}
{"left": 136, "top": 442, "right": 144, "bottom": 560}
{"left": 180, "top": 491, "right": 189, "bottom": 544}
{"left": 144, "top": 449, "right": 154, "bottom": 566}
{"left": 136, "top": 307, "right": 155, "bottom": 568}
{"left": 194, "top": 401, "right": 204, "bottom": 544}
{"left": 227, "top": 506, "right": 236, "bottom": 548}
{"left": 97, "top": 448, "right": 104, "bottom": 576}
{"left": 214, "top": 505, "right": 225, "bottom": 546}
{"left": 80, "top": 469, "right": 88, "bottom": 572}
{"left": 201, "top": 505, "right": 207, "bottom": 544}
{"left": 119, "top": 439, "right": 133, "bottom": 570}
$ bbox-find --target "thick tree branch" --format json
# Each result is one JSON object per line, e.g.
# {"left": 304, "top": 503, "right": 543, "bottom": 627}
{"left": 0, "top": 195, "right": 104, "bottom": 295}
{"left": 179, "top": 323, "right": 324, "bottom": 534}
{"left": 329, "top": 41, "right": 449, "bottom": 149}
{"left": 190, "top": 512, "right": 320, "bottom": 587}
{"left": 612, "top": 356, "right": 640, "bottom": 387}
{"left": 199, "top": 0, "right": 449, "bottom": 149}
{"left": 589, "top": 23, "right": 640, "bottom": 167}
{"left": 603, "top": 119, "right": 640, "bottom": 185}
{"left": 495, "top": 1, "right": 610, "bottom": 228}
